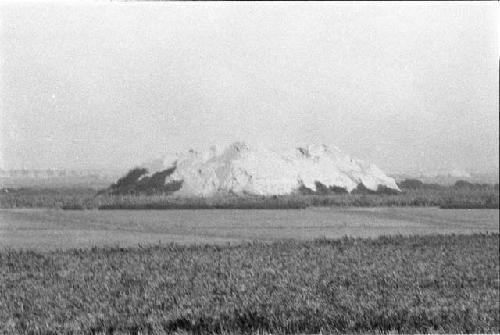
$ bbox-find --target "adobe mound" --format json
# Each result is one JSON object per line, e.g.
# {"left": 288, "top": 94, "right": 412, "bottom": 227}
{"left": 109, "top": 142, "right": 400, "bottom": 196}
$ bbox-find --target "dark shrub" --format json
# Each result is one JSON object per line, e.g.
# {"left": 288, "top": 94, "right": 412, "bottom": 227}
{"left": 297, "top": 182, "right": 349, "bottom": 195}
{"left": 163, "top": 180, "right": 183, "bottom": 193}
{"left": 351, "top": 183, "right": 374, "bottom": 195}
{"left": 297, "top": 184, "right": 315, "bottom": 195}
{"left": 376, "top": 185, "right": 400, "bottom": 195}
{"left": 314, "top": 181, "right": 330, "bottom": 195}
{"left": 398, "top": 179, "right": 425, "bottom": 190}
{"left": 106, "top": 166, "right": 182, "bottom": 196}
{"left": 330, "top": 186, "right": 349, "bottom": 194}
{"left": 454, "top": 180, "right": 474, "bottom": 189}
{"left": 135, "top": 166, "right": 177, "bottom": 194}
{"left": 109, "top": 168, "right": 148, "bottom": 195}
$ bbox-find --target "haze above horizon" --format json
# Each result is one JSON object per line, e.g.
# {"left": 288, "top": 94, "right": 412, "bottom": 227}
{"left": 1, "top": 2, "right": 498, "bottom": 174}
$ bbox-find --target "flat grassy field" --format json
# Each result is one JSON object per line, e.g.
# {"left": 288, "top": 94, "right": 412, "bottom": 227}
{"left": 1, "top": 184, "right": 498, "bottom": 210}
{"left": 1, "top": 234, "right": 498, "bottom": 334}
{"left": 1, "top": 208, "right": 498, "bottom": 250}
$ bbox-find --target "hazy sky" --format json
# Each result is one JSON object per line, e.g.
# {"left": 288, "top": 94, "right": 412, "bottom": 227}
{"left": 1, "top": 2, "right": 498, "bottom": 173}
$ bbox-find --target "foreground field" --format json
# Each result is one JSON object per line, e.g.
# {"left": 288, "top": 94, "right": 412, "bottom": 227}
{"left": 1, "top": 208, "right": 498, "bottom": 250}
{"left": 1, "top": 234, "right": 498, "bottom": 334}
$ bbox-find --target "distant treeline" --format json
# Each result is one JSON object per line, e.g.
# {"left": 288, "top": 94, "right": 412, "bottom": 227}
{"left": 398, "top": 178, "right": 499, "bottom": 192}
{"left": 0, "top": 177, "right": 498, "bottom": 210}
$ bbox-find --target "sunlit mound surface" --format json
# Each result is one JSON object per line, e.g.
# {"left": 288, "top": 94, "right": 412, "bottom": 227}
{"left": 109, "top": 142, "right": 400, "bottom": 196}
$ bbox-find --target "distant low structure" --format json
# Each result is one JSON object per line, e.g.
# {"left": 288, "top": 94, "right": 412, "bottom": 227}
{"left": 0, "top": 169, "right": 124, "bottom": 189}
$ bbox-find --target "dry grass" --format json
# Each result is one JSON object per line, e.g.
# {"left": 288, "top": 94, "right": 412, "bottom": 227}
{"left": 95, "top": 189, "right": 499, "bottom": 210}
{"left": 0, "top": 182, "right": 498, "bottom": 210}
{"left": 1, "top": 234, "right": 498, "bottom": 334}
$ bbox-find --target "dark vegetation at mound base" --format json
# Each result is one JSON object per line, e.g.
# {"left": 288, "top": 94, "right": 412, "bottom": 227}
{"left": 298, "top": 181, "right": 399, "bottom": 196}
{"left": 0, "top": 175, "right": 498, "bottom": 209}
{"left": 1, "top": 234, "right": 498, "bottom": 334}
{"left": 103, "top": 167, "right": 183, "bottom": 196}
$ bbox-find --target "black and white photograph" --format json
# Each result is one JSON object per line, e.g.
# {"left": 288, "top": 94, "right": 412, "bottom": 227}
{"left": 0, "top": 1, "right": 499, "bottom": 334}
